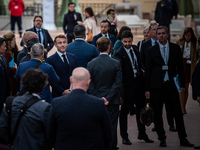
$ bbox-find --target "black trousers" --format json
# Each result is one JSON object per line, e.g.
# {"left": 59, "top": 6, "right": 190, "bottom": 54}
{"left": 67, "top": 34, "right": 74, "bottom": 44}
{"left": 11, "top": 15, "right": 22, "bottom": 34}
{"left": 150, "top": 81, "right": 187, "bottom": 141}
{"left": 120, "top": 79, "right": 146, "bottom": 139}
{"left": 107, "top": 105, "right": 119, "bottom": 150}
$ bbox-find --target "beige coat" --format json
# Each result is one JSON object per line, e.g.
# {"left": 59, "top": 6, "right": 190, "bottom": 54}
{"left": 84, "top": 17, "right": 97, "bottom": 41}
{"left": 176, "top": 39, "right": 199, "bottom": 82}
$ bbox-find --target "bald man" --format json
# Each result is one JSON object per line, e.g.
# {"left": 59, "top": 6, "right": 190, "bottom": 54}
{"left": 17, "top": 31, "right": 38, "bottom": 64}
{"left": 47, "top": 67, "right": 112, "bottom": 150}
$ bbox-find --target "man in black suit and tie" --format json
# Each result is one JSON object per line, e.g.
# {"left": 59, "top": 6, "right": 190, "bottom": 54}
{"left": 87, "top": 37, "right": 122, "bottom": 150}
{"left": 0, "top": 38, "right": 11, "bottom": 114}
{"left": 115, "top": 31, "right": 154, "bottom": 145}
{"left": 92, "top": 20, "right": 116, "bottom": 48}
{"left": 46, "top": 34, "right": 77, "bottom": 97}
{"left": 141, "top": 23, "right": 176, "bottom": 132}
{"left": 145, "top": 26, "right": 194, "bottom": 147}
{"left": 20, "top": 16, "right": 54, "bottom": 59}
{"left": 47, "top": 67, "right": 112, "bottom": 150}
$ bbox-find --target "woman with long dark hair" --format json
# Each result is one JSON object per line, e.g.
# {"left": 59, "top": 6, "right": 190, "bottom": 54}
{"left": 3, "top": 32, "right": 19, "bottom": 95}
{"left": 79, "top": 7, "right": 97, "bottom": 42}
{"left": 176, "top": 27, "right": 198, "bottom": 114}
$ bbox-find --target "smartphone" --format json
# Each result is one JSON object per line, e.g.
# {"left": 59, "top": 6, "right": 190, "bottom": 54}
{"left": 108, "top": 14, "right": 112, "bottom": 19}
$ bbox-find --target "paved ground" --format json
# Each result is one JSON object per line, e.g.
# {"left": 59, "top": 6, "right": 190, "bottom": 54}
{"left": 0, "top": 17, "right": 200, "bottom": 150}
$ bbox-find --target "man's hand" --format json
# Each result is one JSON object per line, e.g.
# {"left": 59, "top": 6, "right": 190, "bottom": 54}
{"left": 197, "top": 96, "right": 200, "bottom": 103}
{"left": 62, "top": 89, "right": 71, "bottom": 95}
{"left": 145, "top": 91, "right": 150, "bottom": 100}
{"left": 120, "top": 97, "right": 124, "bottom": 105}
{"left": 102, "top": 97, "right": 109, "bottom": 105}
{"left": 45, "top": 49, "right": 48, "bottom": 53}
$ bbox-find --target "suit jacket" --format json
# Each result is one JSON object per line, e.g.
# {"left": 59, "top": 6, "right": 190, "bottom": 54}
{"left": 87, "top": 54, "right": 122, "bottom": 104}
{"left": 47, "top": 89, "right": 112, "bottom": 150}
{"left": 46, "top": 52, "right": 77, "bottom": 97}
{"left": 20, "top": 53, "right": 31, "bottom": 64}
{"left": 0, "top": 93, "right": 51, "bottom": 150}
{"left": 20, "top": 27, "right": 54, "bottom": 52}
{"left": 15, "top": 58, "right": 61, "bottom": 103}
{"left": 17, "top": 46, "right": 28, "bottom": 65}
{"left": 0, "top": 55, "right": 11, "bottom": 103}
{"left": 63, "top": 12, "right": 82, "bottom": 36}
{"left": 140, "top": 39, "right": 152, "bottom": 67}
{"left": 66, "top": 39, "right": 99, "bottom": 68}
{"left": 115, "top": 45, "right": 144, "bottom": 94}
{"left": 92, "top": 33, "right": 116, "bottom": 47}
{"left": 176, "top": 39, "right": 199, "bottom": 82}
{"left": 155, "top": 0, "right": 173, "bottom": 25}
{"left": 192, "top": 59, "right": 200, "bottom": 100}
{"left": 145, "top": 42, "right": 185, "bottom": 91}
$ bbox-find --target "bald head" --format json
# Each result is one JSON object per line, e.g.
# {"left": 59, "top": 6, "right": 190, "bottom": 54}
{"left": 70, "top": 67, "right": 91, "bottom": 91}
{"left": 23, "top": 31, "right": 38, "bottom": 45}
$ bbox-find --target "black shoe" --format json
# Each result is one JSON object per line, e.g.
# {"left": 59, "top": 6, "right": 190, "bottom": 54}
{"left": 152, "top": 127, "right": 156, "bottom": 132}
{"left": 169, "top": 126, "right": 177, "bottom": 132}
{"left": 180, "top": 138, "right": 194, "bottom": 147}
{"left": 122, "top": 138, "right": 132, "bottom": 145}
{"left": 194, "top": 146, "right": 200, "bottom": 149}
{"left": 160, "top": 139, "right": 167, "bottom": 147}
{"left": 138, "top": 134, "right": 154, "bottom": 143}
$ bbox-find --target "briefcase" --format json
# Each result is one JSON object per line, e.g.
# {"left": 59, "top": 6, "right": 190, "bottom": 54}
{"left": 140, "top": 103, "right": 154, "bottom": 126}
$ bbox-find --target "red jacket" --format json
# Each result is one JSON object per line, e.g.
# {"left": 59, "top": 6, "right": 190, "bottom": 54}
{"left": 8, "top": 0, "right": 25, "bottom": 17}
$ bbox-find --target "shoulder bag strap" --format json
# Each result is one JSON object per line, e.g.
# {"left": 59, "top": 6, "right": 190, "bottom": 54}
{"left": 35, "top": 61, "right": 42, "bottom": 69}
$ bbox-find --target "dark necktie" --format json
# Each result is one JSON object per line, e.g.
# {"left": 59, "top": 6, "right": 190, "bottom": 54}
{"left": 37, "top": 30, "right": 41, "bottom": 43}
{"left": 62, "top": 54, "right": 69, "bottom": 67}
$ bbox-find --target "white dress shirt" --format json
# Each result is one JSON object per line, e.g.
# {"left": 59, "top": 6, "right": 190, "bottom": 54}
{"left": 124, "top": 46, "right": 138, "bottom": 71}
{"left": 56, "top": 51, "right": 69, "bottom": 64}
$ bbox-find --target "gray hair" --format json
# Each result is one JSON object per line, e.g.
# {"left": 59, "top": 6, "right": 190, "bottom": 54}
{"left": 73, "top": 25, "right": 86, "bottom": 38}
{"left": 30, "top": 43, "right": 44, "bottom": 57}
{"left": 143, "top": 27, "right": 149, "bottom": 32}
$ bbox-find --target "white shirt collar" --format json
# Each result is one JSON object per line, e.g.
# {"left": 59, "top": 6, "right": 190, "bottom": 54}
{"left": 159, "top": 41, "right": 169, "bottom": 49}
{"left": 75, "top": 38, "right": 85, "bottom": 41}
{"left": 35, "top": 28, "right": 42, "bottom": 32}
{"left": 101, "top": 33, "right": 109, "bottom": 37}
{"left": 56, "top": 51, "right": 66, "bottom": 57}
{"left": 100, "top": 52, "right": 108, "bottom": 55}
{"left": 123, "top": 46, "right": 133, "bottom": 52}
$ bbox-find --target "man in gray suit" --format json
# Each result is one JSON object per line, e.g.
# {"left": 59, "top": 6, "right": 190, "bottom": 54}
{"left": 0, "top": 68, "right": 51, "bottom": 150}
{"left": 87, "top": 37, "right": 122, "bottom": 150}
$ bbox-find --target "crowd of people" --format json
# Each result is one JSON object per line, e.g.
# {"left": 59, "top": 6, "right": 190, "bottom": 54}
{"left": 0, "top": 0, "right": 200, "bottom": 150}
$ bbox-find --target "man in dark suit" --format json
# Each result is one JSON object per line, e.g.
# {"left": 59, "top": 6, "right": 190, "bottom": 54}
{"left": 17, "top": 31, "right": 38, "bottom": 64}
{"left": 20, "top": 16, "right": 54, "bottom": 59}
{"left": 66, "top": 25, "right": 99, "bottom": 68}
{"left": 107, "top": 9, "right": 118, "bottom": 38}
{"left": 47, "top": 67, "right": 112, "bottom": 150}
{"left": 0, "top": 38, "right": 11, "bottom": 114}
{"left": 20, "top": 37, "right": 39, "bottom": 63}
{"left": 15, "top": 43, "right": 63, "bottom": 103}
{"left": 87, "top": 37, "right": 122, "bottom": 150}
{"left": 145, "top": 26, "right": 194, "bottom": 147}
{"left": 46, "top": 34, "right": 77, "bottom": 97}
{"left": 115, "top": 31, "right": 154, "bottom": 145}
{"left": 63, "top": 2, "right": 82, "bottom": 44}
{"left": 92, "top": 20, "right": 116, "bottom": 48}
{"left": 141, "top": 23, "right": 176, "bottom": 132}
{"left": 155, "top": 0, "right": 173, "bottom": 40}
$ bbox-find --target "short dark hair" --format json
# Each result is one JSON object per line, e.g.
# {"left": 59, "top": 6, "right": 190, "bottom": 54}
{"left": 107, "top": 9, "right": 114, "bottom": 15}
{"left": 68, "top": 2, "right": 76, "bottom": 7}
{"left": 0, "top": 37, "right": 6, "bottom": 47}
{"left": 21, "top": 68, "right": 48, "bottom": 94}
{"left": 121, "top": 30, "right": 133, "bottom": 39}
{"left": 96, "top": 37, "right": 111, "bottom": 52}
{"left": 27, "top": 38, "right": 39, "bottom": 52}
{"left": 33, "top": 15, "right": 43, "bottom": 22}
{"left": 54, "top": 34, "right": 67, "bottom": 43}
{"left": 100, "top": 20, "right": 109, "bottom": 26}
{"left": 74, "top": 25, "right": 86, "bottom": 38}
{"left": 156, "top": 25, "right": 169, "bottom": 34}
{"left": 117, "top": 26, "right": 131, "bottom": 40}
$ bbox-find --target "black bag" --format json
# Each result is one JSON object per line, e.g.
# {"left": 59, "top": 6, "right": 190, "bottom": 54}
{"left": 140, "top": 103, "right": 154, "bottom": 126}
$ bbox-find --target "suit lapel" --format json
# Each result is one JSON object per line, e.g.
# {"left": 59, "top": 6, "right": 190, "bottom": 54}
{"left": 156, "top": 44, "right": 165, "bottom": 65}
{"left": 122, "top": 47, "right": 133, "bottom": 68}
{"left": 41, "top": 28, "right": 46, "bottom": 45}
{"left": 168, "top": 42, "right": 173, "bottom": 65}
{"left": 55, "top": 52, "right": 69, "bottom": 71}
